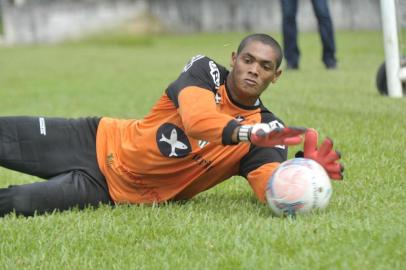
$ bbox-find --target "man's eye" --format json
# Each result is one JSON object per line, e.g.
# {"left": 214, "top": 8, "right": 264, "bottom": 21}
{"left": 244, "top": 58, "right": 252, "bottom": 63}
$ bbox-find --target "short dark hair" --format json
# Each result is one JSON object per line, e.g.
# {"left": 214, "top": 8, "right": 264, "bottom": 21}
{"left": 237, "top": 33, "right": 283, "bottom": 69}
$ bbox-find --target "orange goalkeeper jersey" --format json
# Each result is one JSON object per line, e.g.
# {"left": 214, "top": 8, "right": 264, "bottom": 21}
{"left": 96, "top": 55, "right": 288, "bottom": 204}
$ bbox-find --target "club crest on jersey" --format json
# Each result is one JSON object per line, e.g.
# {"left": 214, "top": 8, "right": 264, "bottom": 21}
{"left": 209, "top": 61, "right": 220, "bottom": 89}
{"left": 156, "top": 123, "right": 191, "bottom": 158}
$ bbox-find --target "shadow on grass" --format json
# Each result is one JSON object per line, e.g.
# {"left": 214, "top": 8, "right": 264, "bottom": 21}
{"left": 1, "top": 188, "right": 272, "bottom": 219}
{"left": 109, "top": 190, "right": 272, "bottom": 219}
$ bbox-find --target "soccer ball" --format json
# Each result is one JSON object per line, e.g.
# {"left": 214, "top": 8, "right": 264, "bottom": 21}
{"left": 265, "top": 158, "right": 332, "bottom": 217}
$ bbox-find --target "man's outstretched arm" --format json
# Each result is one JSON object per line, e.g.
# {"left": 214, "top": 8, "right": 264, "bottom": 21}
{"left": 178, "top": 87, "right": 305, "bottom": 147}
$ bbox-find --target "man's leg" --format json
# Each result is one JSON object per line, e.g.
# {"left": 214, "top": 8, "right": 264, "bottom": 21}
{"left": 311, "top": 0, "right": 337, "bottom": 68}
{"left": 0, "top": 116, "right": 112, "bottom": 216}
{"left": 0, "top": 170, "right": 113, "bottom": 217}
{"left": 280, "top": 0, "right": 300, "bottom": 69}
{"left": 0, "top": 116, "right": 102, "bottom": 179}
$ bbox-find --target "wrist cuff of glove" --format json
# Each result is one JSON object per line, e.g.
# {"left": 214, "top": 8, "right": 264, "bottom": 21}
{"left": 237, "top": 125, "right": 252, "bottom": 142}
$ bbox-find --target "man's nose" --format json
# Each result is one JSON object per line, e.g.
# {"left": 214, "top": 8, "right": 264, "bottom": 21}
{"left": 248, "top": 63, "right": 259, "bottom": 76}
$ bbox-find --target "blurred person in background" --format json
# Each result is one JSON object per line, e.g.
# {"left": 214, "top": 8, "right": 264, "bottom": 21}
{"left": 280, "top": 0, "right": 337, "bottom": 69}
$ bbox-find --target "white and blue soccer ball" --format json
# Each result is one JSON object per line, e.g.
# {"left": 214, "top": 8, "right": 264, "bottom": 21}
{"left": 265, "top": 158, "right": 332, "bottom": 217}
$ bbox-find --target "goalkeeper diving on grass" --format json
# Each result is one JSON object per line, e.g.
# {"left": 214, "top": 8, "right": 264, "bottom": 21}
{"left": 0, "top": 33, "right": 343, "bottom": 217}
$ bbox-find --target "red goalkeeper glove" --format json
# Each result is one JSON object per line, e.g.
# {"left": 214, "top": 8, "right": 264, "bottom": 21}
{"left": 295, "top": 129, "right": 344, "bottom": 180}
{"left": 238, "top": 123, "right": 306, "bottom": 147}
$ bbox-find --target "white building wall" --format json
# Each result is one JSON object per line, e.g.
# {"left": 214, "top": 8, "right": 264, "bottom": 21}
{"left": 1, "top": 0, "right": 405, "bottom": 45}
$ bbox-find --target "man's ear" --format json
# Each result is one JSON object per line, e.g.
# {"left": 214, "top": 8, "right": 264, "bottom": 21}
{"left": 230, "top": 51, "right": 237, "bottom": 68}
{"left": 271, "top": 69, "right": 282, "bottom": 83}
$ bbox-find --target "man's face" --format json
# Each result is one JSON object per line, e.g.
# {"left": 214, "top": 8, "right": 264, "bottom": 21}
{"left": 229, "top": 41, "right": 282, "bottom": 105}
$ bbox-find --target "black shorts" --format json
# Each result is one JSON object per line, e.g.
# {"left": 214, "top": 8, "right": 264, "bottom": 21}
{"left": 0, "top": 116, "right": 113, "bottom": 216}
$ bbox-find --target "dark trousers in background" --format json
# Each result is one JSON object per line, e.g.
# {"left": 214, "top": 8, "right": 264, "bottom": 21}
{"left": 0, "top": 116, "right": 113, "bottom": 217}
{"left": 280, "top": 0, "right": 337, "bottom": 68}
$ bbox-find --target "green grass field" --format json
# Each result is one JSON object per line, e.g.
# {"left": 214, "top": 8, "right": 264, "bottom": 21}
{"left": 0, "top": 31, "right": 406, "bottom": 269}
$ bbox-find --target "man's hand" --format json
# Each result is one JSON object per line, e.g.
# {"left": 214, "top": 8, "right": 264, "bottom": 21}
{"left": 296, "top": 129, "right": 344, "bottom": 180}
{"left": 238, "top": 123, "right": 306, "bottom": 147}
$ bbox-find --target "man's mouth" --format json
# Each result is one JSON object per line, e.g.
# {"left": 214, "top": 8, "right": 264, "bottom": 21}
{"left": 244, "top": 78, "right": 257, "bottom": 86}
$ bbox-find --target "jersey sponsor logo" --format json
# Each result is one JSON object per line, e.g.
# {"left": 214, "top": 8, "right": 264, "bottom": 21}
{"left": 39, "top": 117, "right": 46, "bottom": 135}
{"left": 106, "top": 153, "right": 114, "bottom": 167}
{"left": 268, "top": 120, "right": 286, "bottom": 149}
{"left": 183, "top": 55, "right": 205, "bottom": 72}
{"left": 209, "top": 61, "right": 220, "bottom": 89}
{"left": 156, "top": 123, "right": 191, "bottom": 158}
{"left": 214, "top": 92, "right": 221, "bottom": 104}
{"left": 192, "top": 154, "right": 214, "bottom": 171}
